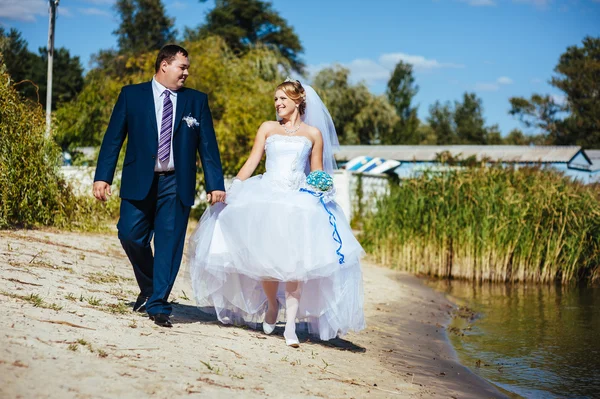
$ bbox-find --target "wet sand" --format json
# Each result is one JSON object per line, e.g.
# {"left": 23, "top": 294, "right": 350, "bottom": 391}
{"left": 0, "top": 229, "right": 504, "bottom": 398}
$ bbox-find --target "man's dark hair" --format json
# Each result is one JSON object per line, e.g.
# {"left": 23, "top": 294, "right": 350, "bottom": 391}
{"left": 155, "top": 44, "right": 188, "bottom": 73}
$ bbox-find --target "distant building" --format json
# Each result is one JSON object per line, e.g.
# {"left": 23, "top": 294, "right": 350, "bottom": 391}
{"left": 336, "top": 145, "right": 600, "bottom": 183}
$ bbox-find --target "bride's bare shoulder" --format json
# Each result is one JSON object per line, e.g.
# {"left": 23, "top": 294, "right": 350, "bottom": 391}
{"left": 260, "top": 121, "right": 280, "bottom": 130}
{"left": 305, "top": 124, "right": 323, "bottom": 142}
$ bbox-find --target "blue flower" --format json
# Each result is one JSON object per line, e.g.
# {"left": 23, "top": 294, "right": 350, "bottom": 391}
{"left": 306, "top": 170, "right": 333, "bottom": 192}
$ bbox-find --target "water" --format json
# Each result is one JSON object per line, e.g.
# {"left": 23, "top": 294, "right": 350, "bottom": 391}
{"left": 426, "top": 279, "right": 600, "bottom": 399}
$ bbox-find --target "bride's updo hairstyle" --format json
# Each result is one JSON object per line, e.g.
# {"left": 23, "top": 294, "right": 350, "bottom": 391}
{"left": 276, "top": 80, "right": 307, "bottom": 115}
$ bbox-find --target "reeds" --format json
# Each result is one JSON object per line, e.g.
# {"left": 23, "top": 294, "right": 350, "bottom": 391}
{"left": 360, "top": 166, "right": 600, "bottom": 283}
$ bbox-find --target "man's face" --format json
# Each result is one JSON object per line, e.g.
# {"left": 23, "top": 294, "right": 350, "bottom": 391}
{"left": 161, "top": 53, "right": 189, "bottom": 90}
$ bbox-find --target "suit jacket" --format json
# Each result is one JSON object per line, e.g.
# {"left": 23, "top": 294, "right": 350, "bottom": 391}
{"left": 94, "top": 81, "right": 225, "bottom": 207}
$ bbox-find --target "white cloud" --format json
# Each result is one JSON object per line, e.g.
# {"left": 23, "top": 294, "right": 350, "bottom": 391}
{"left": 168, "top": 1, "right": 188, "bottom": 10}
{"left": 309, "top": 52, "right": 465, "bottom": 86}
{"left": 513, "top": 0, "right": 551, "bottom": 8}
{"left": 80, "top": 0, "right": 114, "bottom": 4}
{"left": 379, "top": 52, "right": 465, "bottom": 71}
{"left": 474, "top": 82, "right": 500, "bottom": 91}
{"left": 531, "top": 78, "right": 543, "bottom": 84}
{"left": 78, "top": 7, "right": 110, "bottom": 17}
{"left": 460, "top": 0, "right": 496, "bottom": 6}
{"left": 551, "top": 94, "right": 566, "bottom": 105}
{"left": 57, "top": 6, "right": 73, "bottom": 18}
{"left": 0, "top": 0, "right": 47, "bottom": 22}
{"left": 474, "top": 76, "right": 513, "bottom": 91}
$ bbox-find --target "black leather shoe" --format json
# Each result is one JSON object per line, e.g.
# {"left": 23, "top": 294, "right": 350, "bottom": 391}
{"left": 132, "top": 294, "right": 149, "bottom": 312}
{"left": 149, "top": 313, "right": 172, "bottom": 328}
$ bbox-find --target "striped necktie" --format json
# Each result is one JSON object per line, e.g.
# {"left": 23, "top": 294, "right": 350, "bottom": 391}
{"left": 158, "top": 90, "right": 173, "bottom": 162}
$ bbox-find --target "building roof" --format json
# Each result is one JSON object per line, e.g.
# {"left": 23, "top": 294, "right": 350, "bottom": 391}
{"left": 335, "top": 145, "right": 583, "bottom": 163}
{"left": 585, "top": 150, "right": 600, "bottom": 172}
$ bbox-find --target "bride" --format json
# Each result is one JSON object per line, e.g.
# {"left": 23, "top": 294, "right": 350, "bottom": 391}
{"left": 188, "top": 79, "right": 365, "bottom": 347}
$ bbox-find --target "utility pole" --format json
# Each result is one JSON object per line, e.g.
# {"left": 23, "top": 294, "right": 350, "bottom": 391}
{"left": 45, "top": 0, "right": 59, "bottom": 138}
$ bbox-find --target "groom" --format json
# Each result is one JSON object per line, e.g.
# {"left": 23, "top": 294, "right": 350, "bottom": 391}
{"left": 93, "top": 44, "right": 225, "bottom": 327}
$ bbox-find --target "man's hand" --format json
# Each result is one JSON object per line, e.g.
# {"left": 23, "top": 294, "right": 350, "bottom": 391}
{"left": 206, "top": 190, "right": 226, "bottom": 205}
{"left": 93, "top": 181, "right": 112, "bottom": 202}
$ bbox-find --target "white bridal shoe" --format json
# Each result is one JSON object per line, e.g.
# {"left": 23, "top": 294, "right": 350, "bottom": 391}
{"left": 262, "top": 301, "right": 279, "bottom": 335}
{"left": 285, "top": 335, "right": 300, "bottom": 348}
{"left": 263, "top": 320, "right": 276, "bottom": 335}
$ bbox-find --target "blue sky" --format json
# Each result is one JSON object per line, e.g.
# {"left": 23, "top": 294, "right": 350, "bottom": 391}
{"left": 1, "top": 0, "right": 599, "bottom": 136}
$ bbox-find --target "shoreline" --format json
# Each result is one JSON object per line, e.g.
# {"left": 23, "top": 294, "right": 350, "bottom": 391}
{"left": 368, "top": 271, "right": 507, "bottom": 398}
{"left": 1, "top": 229, "right": 504, "bottom": 398}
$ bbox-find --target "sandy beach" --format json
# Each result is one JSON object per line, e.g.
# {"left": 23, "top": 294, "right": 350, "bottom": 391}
{"left": 0, "top": 228, "right": 504, "bottom": 398}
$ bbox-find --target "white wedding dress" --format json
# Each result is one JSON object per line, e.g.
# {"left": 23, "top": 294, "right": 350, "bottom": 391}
{"left": 188, "top": 134, "right": 365, "bottom": 340}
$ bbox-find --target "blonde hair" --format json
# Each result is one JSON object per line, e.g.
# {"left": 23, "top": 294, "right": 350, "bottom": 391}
{"left": 276, "top": 80, "right": 307, "bottom": 115}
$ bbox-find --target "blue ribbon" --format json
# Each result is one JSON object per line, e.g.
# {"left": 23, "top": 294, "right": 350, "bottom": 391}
{"left": 300, "top": 188, "right": 345, "bottom": 264}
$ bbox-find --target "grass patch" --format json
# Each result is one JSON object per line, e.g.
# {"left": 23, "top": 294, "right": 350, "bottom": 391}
{"left": 86, "top": 272, "right": 122, "bottom": 285}
{"left": 200, "top": 360, "right": 221, "bottom": 375}
{"left": 0, "top": 291, "right": 63, "bottom": 311}
{"left": 65, "top": 293, "right": 77, "bottom": 301}
{"left": 102, "top": 301, "right": 129, "bottom": 315}
{"left": 85, "top": 296, "right": 102, "bottom": 306}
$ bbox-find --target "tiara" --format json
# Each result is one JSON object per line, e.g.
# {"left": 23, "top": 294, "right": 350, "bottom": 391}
{"left": 284, "top": 76, "right": 300, "bottom": 84}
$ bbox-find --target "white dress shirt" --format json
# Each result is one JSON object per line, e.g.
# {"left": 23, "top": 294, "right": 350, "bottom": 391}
{"left": 152, "top": 77, "right": 177, "bottom": 172}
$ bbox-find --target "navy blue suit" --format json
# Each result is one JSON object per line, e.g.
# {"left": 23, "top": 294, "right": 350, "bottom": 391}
{"left": 94, "top": 81, "right": 224, "bottom": 316}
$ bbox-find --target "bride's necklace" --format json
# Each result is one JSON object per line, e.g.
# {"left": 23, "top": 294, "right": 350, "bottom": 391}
{"left": 282, "top": 121, "right": 301, "bottom": 135}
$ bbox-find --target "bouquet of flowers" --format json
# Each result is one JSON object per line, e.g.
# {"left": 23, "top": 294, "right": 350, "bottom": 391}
{"left": 306, "top": 170, "right": 333, "bottom": 192}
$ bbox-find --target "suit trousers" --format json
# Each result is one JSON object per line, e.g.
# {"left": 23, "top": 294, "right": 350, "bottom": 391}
{"left": 117, "top": 173, "right": 191, "bottom": 316}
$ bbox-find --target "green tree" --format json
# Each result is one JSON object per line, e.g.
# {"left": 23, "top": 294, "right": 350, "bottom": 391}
{"left": 312, "top": 65, "right": 398, "bottom": 144}
{"left": 509, "top": 94, "right": 564, "bottom": 143}
{"left": 187, "top": 0, "right": 304, "bottom": 73}
{"left": 0, "top": 28, "right": 42, "bottom": 103}
{"left": 503, "top": 128, "right": 548, "bottom": 145}
{"left": 427, "top": 101, "right": 456, "bottom": 144}
{"left": 427, "top": 93, "right": 497, "bottom": 145}
{"left": 113, "top": 0, "right": 177, "bottom": 54}
{"left": 0, "top": 28, "right": 84, "bottom": 109}
{"left": 385, "top": 61, "right": 420, "bottom": 144}
{"left": 36, "top": 47, "right": 85, "bottom": 109}
{"left": 551, "top": 36, "right": 600, "bottom": 147}
{"left": 509, "top": 36, "right": 600, "bottom": 147}
{"left": 454, "top": 92, "right": 488, "bottom": 144}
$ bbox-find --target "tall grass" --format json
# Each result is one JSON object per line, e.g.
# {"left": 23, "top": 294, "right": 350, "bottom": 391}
{"left": 0, "top": 60, "right": 119, "bottom": 230}
{"left": 360, "top": 166, "right": 600, "bottom": 283}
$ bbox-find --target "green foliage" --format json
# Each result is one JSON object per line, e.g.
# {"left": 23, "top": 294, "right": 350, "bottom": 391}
{"left": 385, "top": 61, "right": 420, "bottom": 144}
{"left": 53, "top": 70, "right": 126, "bottom": 150}
{"left": 504, "top": 128, "right": 548, "bottom": 146}
{"left": 509, "top": 94, "right": 563, "bottom": 141}
{"left": 0, "top": 27, "right": 39, "bottom": 101}
{"left": 551, "top": 36, "right": 600, "bottom": 148}
{"left": 0, "top": 28, "right": 84, "bottom": 110}
{"left": 188, "top": 0, "right": 304, "bottom": 73}
{"left": 427, "top": 100, "right": 457, "bottom": 144}
{"left": 361, "top": 166, "right": 600, "bottom": 283}
{"left": 114, "top": 0, "right": 177, "bottom": 55}
{"left": 454, "top": 93, "right": 488, "bottom": 144}
{"left": 35, "top": 47, "right": 85, "bottom": 110}
{"left": 427, "top": 93, "right": 498, "bottom": 145}
{"left": 312, "top": 65, "right": 398, "bottom": 145}
{"left": 510, "top": 36, "right": 600, "bottom": 147}
{"left": 0, "top": 62, "right": 118, "bottom": 229}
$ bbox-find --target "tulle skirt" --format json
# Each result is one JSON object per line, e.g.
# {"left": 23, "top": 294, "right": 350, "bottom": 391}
{"left": 187, "top": 174, "right": 366, "bottom": 340}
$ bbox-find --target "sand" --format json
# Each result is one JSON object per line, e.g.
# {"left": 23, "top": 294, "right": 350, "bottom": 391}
{"left": 0, "top": 228, "right": 504, "bottom": 398}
